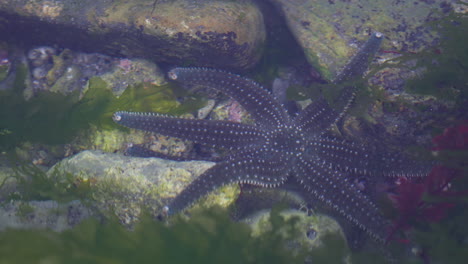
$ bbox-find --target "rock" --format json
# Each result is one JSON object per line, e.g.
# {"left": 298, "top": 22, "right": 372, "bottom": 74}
{"left": 197, "top": 99, "right": 215, "bottom": 119}
{"left": 51, "top": 150, "right": 239, "bottom": 225}
{"left": 269, "top": 0, "right": 461, "bottom": 81}
{"left": 74, "top": 125, "right": 147, "bottom": 154}
{"left": 266, "top": 0, "right": 467, "bottom": 147}
{"left": 0, "top": 166, "right": 16, "bottom": 201}
{"left": 246, "top": 209, "right": 349, "bottom": 261}
{"left": 0, "top": 200, "right": 92, "bottom": 231}
{"left": 0, "top": 43, "right": 12, "bottom": 82}
{"left": 210, "top": 99, "right": 252, "bottom": 123}
{"left": 100, "top": 58, "right": 166, "bottom": 97}
{"left": 22, "top": 45, "right": 167, "bottom": 98}
{"left": 0, "top": 0, "right": 265, "bottom": 69}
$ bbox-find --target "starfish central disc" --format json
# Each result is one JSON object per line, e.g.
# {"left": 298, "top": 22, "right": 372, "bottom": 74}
{"left": 266, "top": 128, "right": 305, "bottom": 157}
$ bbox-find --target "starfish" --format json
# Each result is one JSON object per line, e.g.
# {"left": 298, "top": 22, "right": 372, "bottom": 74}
{"left": 112, "top": 33, "right": 430, "bottom": 243}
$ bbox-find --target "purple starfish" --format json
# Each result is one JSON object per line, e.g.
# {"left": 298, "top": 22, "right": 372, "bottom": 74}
{"left": 113, "top": 33, "right": 431, "bottom": 243}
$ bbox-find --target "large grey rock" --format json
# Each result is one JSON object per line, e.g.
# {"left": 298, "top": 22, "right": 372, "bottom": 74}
{"left": 268, "top": 0, "right": 467, "bottom": 147}
{"left": 246, "top": 209, "right": 349, "bottom": 260}
{"left": 0, "top": 0, "right": 265, "bottom": 69}
{"left": 51, "top": 150, "right": 239, "bottom": 224}
{"left": 0, "top": 200, "right": 91, "bottom": 231}
{"left": 269, "top": 0, "right": 464, "bottom": 80}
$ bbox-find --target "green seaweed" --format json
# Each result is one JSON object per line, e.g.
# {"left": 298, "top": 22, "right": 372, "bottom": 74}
{"left": 0, "top": 207, "right": 311, "bottom": 264}
{"left": 404, "top": 13, "right": 467, "bottom": 103}
{"left": 0, "top": 71, "right": 204, "bottom": 151}
{"left": 0, "top": 159, "right": 355, "bottom": 263}
{"left": 15, "top": 202, "right": 35, "bottom": 220}
{"left": 380, "top": 11, "right": 468, "bottom": 104}
{"left": 0, "top": 65, "right": 8, "bottom": 81}
{"left": 6, "top": 159, "right": 92, "bottom": 203}
{"left": 411, "top": 205, "right": 468, "bottom": 264}
{"left": 308, "top": 233, "right": 349, "bottom": 264}
{"left": 292, "top": 10, "right": 468, "bottom": 123}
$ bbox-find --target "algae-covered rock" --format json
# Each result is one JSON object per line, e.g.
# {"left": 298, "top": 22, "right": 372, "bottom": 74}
{"left": 23, "top": 46, "right": 166, "bottom": 98}
{"left": 100, "top": 58, "right": 166, "bottom": 96}
{"left": 0, "top": 200, "right": 91, "bottom": 231}
{"left": 0, "top": 43, "right": 11, "bottom": 83}
{"left": 345, "top": 11, "right": 468, "bottom": 147}
{"left": 210, "top": 99, "right": 252, "bottom": 123}
{"left": 52, "top": 150, "right": 239, "bottom": 224}
{"left": 0, "top": 51, "right": 199, "bottom": 152}
{"left": 0, "top": 207, "right": 312, "bottom": 264}
{"left": 270, "top": 0, "right": 461, "bottom": 80}
{"left": 266, "top": 0, "right": 466, "bottom": 147}
{"left": 0, "top": 0, "right": 265, "bottom": 69}
{"left": 246, "top": 209, "right": 350, "bottom": 262}
{"left": 76, "top": 125, "right": 147, "bottom": 153}
{"left": 0, "top": 166, "right": 16, "bottom": 201}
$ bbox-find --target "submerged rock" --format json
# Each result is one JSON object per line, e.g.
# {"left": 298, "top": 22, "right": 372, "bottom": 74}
{"left": 51, "top": 150, "right": 239, "bottom": 225}
{"left": 100, "top": 58, "right": 166, "bottom": 97}
{"left": 0, "top": 0, "right": 265, "bottom": 69}
{"left": 0, "top": 200, "right": 91, "bottom": 231}
{"left": 269, "top": 0, "right": 461, "bottom": 81}
{"left": 246, "top": 209, "right": 349, "bottom": 262}
{"left": 264, "top": 0, "right": 466, "bottom": 148}
{"left": 21, "top": 46, "right": 167, "bottom": 98}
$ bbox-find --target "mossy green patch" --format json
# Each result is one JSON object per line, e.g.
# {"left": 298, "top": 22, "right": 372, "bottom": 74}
{"left": 280, "top": 0, "right": 458, "bottom": 81}
{"left": 402, "top": 12, "right": 468, "bottom": 104}
{"left": 410, "top": 205, "right": 468, "bottom": 264}
{"left": 0, "top": 71, "right": 204, "bottom": 151}
{"left": 0, "top": 207, "right": 311, "bottom": 264}
{"left": 5, "top": 159, "right": 92, "bottom": 203}
{"left": 0, "top": 65, "right": 8, "bottom": 81}
{"left": 15, "top": 202, "right": 35, "bottom": 220}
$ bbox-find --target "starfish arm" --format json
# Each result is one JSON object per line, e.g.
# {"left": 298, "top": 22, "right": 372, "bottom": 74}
{"left": 334, "top": 32, "right": 383, "bottom": 84}
{"left": 166, "top": 150, "right": 291, "bottom": 216}
{"left": 307, "top": 137, "right": 376, "bottom": 175}
{"left": 125, "top": 144, "right": 224, "bottom": 162}
{"left": 295, "top": 32, "right": 382, "bottom": 135}
{"left": 113, "top": 111, "right": 265, "bottom": 150}
{"left": 168, "top": 67, "right": 290, "bottom": 129}
{"left": 294, "top": 156, "right": 390, "bottom": 243}
{"left": 294, "top": 86, "right": 356, "bottom": 135}
{"left": 370, "top": 149, "right": 434, "bottom": 178}
{"left": 308, "top": 138, "right": 432, "bottom": 177}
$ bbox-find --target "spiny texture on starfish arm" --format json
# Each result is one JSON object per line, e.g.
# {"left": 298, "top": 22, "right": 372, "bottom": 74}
{"left": 167, "top": 67, "right": 291, "bottom": 129}
{"left": 113, "top": 32, "right": 431, "bottom": 244}
{"left": 334, "top": 32, "right": 384, "bottom": 83}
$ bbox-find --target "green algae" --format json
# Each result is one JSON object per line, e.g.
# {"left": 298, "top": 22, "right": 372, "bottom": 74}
{"left": 0, "top": 71, "right": 204, "bottom": 151}
{"left": 410, "top": 204, "right": 468, "bottom": 264}
{"left": 402, "top": 12, "right": 468, "bottom": 103}
{"left": 0, "top": 208, "right": 310, "bottom": 264}
{"left": 248, "top": 209, "right": 349, "bottom": 261}
{"left": 0, "top": 65, "right": 8, "bottom": 81}
{"left": 5, "top": 159, "right": 92, "bottom": 203}
{"left": 0, "top": 158, "right": 349, "bottom": 264}
{"left": 15, "top": 202, "right": 35, "bottom": 220}
{"left": 278, "top": 0, "right": 458, "bottom": 81}
{"left": 292, "top": 10, "right": 467, "bottom": 128}
{"left": 83, "top": 126, "right": 146, "bottom": 153}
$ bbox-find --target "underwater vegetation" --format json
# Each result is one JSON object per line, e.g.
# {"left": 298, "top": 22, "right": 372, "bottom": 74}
{"left": 0, "top": 206, "right": 351, "bottom": 264}
{"left": 386, "top": 121, "right": 468, "bottom": 263}
{"left": 0, "top": 5, "right": 465, "bottom": 264}
{"left": 292, "top": 11, "right": 468, "bottom": 131}
{"left": 0, "top": 158, "right": 351, "bottom": 264}
{"left": 402, "top": 12, "right": 468, "bottom": 104}
{"left": 2, "top": 159, "right": 93, "bottom": 203}
{"left": 0, "top": 71, "right": 205, "bottom": 151}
